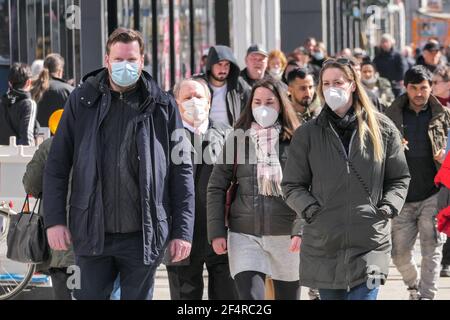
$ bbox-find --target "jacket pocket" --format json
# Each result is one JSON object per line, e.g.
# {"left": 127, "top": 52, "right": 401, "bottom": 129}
{"left": 68, "top": 193, "right": 90, "bottom": 242}
{"left": 368, "top": 203, "right": 388, "bottom": 221}
{"left": 307, "top": 206, "right": 323, "bottom": 225}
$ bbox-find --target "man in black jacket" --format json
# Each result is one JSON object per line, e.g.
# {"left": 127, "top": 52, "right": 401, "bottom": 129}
{"left": 374, "top": 33, "right": 408, "bottom": 97}
{"left": 43, "top": 28, "right": 195, "bottom": 300}
{"left": 34, "top": 53, "right": 74, "bottom": 128}
{"left": 196, "top": 45, "right": 250, "bottom": 127}
{"left": 0, "top": 63, "right": 37, "bottom": 146}
{"left": 166, "top": 78, "right": 237, "bottom": 300}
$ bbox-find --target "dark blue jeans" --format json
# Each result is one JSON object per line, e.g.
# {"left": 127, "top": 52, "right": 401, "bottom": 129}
{"left": 73, "top": 232, "right": 159, "bottom": 300}
{"left": 319, "top": 282, "right": 379, "bottom": 300}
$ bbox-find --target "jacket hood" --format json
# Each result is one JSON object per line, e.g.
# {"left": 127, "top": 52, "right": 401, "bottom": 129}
{"left": 206, "top": 45, "right": 241, "bottom": 88}
{"left": 2, "top": 88, "right": 31, "bottom": 106}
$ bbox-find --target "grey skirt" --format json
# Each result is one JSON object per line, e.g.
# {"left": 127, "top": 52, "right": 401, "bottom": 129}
{"left": 227, "top": 231, "right": 300, "bottom": 282}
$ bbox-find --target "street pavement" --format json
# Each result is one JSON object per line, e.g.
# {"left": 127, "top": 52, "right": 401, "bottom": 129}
{"left": 152, "top": 242, "right": 450, "bottom": 300}
{"left": 3, "top": 241, "right": 450, "bottom": 300}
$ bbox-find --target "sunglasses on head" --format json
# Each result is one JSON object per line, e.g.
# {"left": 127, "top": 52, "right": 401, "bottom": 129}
{"left": 323, "top": 58, "right": 354, "bottom": 67}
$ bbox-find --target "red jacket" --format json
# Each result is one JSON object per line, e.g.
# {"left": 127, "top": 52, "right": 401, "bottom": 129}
{"left": 434, "top": 153, "right": 450, "bottom": 236}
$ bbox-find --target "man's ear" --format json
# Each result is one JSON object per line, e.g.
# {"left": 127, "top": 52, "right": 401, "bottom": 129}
{"left": 104, "top": 55, "right": 110, "bottom": 68}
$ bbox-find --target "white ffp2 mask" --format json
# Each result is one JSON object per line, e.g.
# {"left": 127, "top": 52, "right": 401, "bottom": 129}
{"left": 324, "top": 85, "right": 352, "bottom": 111}
{"left": 252, "top": 105, "right": 279, "bottom": 128}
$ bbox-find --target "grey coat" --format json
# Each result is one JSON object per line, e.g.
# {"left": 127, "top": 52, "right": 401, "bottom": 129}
{"left": 281, "top": 109, "right": 411, "bottom": 290}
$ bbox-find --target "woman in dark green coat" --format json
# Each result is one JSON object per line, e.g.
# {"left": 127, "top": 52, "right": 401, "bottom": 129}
{"left": 281, "top": 58, "right": 411, "bottom": 300}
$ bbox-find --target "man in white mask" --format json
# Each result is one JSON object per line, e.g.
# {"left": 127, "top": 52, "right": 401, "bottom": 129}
{"left": 175, "top": 79, "right": 211, "bottom": 135}
{"left": 166, "top": 78, "right": 238, "bottom": 300}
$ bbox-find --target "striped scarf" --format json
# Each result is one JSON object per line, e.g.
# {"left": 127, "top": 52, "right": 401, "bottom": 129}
{"left": 250, "top": 122, "right": 283, "bottom": 197}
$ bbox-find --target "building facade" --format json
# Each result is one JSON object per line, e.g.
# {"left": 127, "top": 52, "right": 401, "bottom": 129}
{"left": 1, "top": 0, "right": 217, "bottom": 92}
{"left": 280, "top": 0, "right": 409, "bottom": 58}
{"left": 1, "top": 0, "right": 282, "bottom": 93}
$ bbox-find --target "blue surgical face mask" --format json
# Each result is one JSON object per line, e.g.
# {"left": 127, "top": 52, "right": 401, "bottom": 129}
{"left": 110, "top": 60, "right": 140, "bottom": 87}
{"left": 313, "top": 52, "right": 325, "bottom": 61}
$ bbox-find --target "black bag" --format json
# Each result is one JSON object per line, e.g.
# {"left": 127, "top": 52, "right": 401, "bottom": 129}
{"left": 6, "top": 196, "right": 50, "bottom": 264}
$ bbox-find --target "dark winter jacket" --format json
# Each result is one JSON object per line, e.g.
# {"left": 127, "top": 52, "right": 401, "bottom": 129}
{"left": 207, "top": 133, "right": 302, "bottom": 243}
{"left": 197, "top": 46, "right": 251, "bottom": 125}
{"left": 0, "top": 89, "right": 37, "bottom": 146}
{"left": 165, "top": 123, "right": 233, "bottom": 266}
{"left": 240, "top": 68, "right": 267, "bottom": 88}
{"left": 43, "top": 68, "right": 195, "bottom": 266}
{"left": 415, "top": 55, "right": 447, "bottom": 74}
{"left": 373, "top": 48, "right": 407, "bottom": 83}
{"left": 36, "top": 77, "right": 74, "bottom": 128}
{"left": 100, "top": 83, "right": 142, "bottom": 234}
{"left": 281, "top": 107, "right": 410, "bottom": 290}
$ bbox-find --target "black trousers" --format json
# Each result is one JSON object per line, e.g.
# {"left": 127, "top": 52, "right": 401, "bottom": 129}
{"left": 73, "top": 232, "right": 159, "bottom": 300}
{"left": 234, "top": 271, "right": 300, "bottom": 300}
{"left": 48, "top": 267, "right": 72, "bottom": 300}
{"left": 442, "top": 237, "right": 450, "bottom": 265}
{"left": 167, "top": 245, "right": 238, "bottom": 300}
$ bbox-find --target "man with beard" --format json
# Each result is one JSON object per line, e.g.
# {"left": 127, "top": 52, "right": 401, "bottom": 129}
{"left": 197, "top": 45, "right": 250, "bottom": 127}
{"left": 195, "top": 46, "right": 250, "bottom": 126}
{"left": 287, "top": 67, "right": 322, "bottom": 124}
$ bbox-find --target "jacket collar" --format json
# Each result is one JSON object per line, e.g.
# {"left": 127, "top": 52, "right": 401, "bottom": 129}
{"left": 388, "top": 93, "right": 445, "bottom": 132}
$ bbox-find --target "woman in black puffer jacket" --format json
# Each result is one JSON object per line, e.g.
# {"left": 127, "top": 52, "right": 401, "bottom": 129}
{"left": 207, "top": 78, "right": 301, "bottom": 300}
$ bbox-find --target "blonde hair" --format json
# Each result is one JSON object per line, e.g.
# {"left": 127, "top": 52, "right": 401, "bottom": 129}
{"left": 318, "top": 60, "right": 384, "bottom": 162}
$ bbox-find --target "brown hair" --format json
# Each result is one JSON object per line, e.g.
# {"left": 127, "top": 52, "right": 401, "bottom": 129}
{"left": 318, "top": 59, "right": 384, "bottom": 162}
{"left": 31, "top": 53, "right": 65, "bottom": 102}
{"left": 235, "top": 77, "right": 300, "bottom": 141}
{"left": 106, "top": 28, "right": 145, "bottom": 55}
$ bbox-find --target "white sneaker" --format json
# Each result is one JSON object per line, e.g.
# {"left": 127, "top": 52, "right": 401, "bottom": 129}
{"left": 308, "top": 288, "right": 320, "bottom": 300}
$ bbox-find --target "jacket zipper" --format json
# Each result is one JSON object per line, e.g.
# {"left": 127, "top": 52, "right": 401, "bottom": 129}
{"left": 329, "top": 123, "right": 357, "bottom": 292}
{"left": 115, "top": 92, "right": 124, "bottom": 232}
